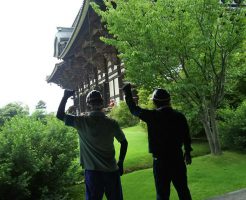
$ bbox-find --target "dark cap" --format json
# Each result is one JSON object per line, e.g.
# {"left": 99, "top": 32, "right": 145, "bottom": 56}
{"left": 151, "top": 88, "right": 170, "bottom": 102}
{"left": 86, "top": 90, "right": 103, "bottom": 105}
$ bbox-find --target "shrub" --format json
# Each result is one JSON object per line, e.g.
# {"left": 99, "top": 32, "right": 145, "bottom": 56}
{"left": 0, "top": 115, "right": 79, "bottom": 200}
{"left": 137, "top": 89, "right": 154, "bottom": 130}
{"left": 218, "top": 100, "right": 246, "bottom": 152}
{"left": 109, "top": 101, "right": 139, "bottom": 128}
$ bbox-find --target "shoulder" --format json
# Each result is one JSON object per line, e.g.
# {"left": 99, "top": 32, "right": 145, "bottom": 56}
{"left": 65, "top": 114, "right": 86, "bottom": 122}
{"left": 172, "top": 109, "right": 187, "bottom": 120}
{"left": 105, "top": 115, "right": 118, "bottom": 124}
{"left": 105, "top": 115, "right": 122, "bottom": 128}
{"left": 141, "top": 108, "right": 156, "bottom": 115}
{"left": 173, "top": 109, "right": 183, "bottom": 115}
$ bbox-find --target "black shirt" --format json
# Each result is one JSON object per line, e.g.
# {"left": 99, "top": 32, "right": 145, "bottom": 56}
{"left": 125, "top": 94, "right": 192, "bottom": 159}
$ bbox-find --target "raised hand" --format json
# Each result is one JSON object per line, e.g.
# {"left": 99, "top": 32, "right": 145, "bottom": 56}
{"left": 63, "top": 90, "right": 75, "bottom": 99}
{"left": 122, "top": 83, "right": 132, "bottom": 94}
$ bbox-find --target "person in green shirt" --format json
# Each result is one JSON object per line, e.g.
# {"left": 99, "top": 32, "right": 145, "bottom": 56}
{"left": 57, "top": 89, "right": 128, "bottom": 200}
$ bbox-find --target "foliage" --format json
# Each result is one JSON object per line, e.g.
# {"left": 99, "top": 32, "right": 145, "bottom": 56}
{"left": 35, "top": 100, "right": 47, "bottom": 110}
{"left": 174, "top": 99, "right": 205, "bottom": 137}
{"left": 0, "top": 115, "right": 78, "bottom": 200}
{"left": 136, "top": 88, "right": 152, "bottom": 107}
{"left": 94, "top": 0, "right": 246, "bottom": 154}
{"left": 218, "top": 100, "right": 246, "bottom": 152}
{"left": 224, "top": 40, "right": 246, "bottom": 107}
{"left": 0, "top": 102, "right": 29, "bottom": 127}
{"left": 135, "top": 88, "right": 153, "bottom": 129}
{"left": 31, "top": 101, "right": 48, "bottom": 122}
{"left": 109, "top": 101, "right": 139, "bottom": 128}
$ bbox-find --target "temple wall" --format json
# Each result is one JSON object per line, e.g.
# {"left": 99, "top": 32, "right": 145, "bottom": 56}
{"left": 77, "top": 63, "right": 124, "bottom": 113}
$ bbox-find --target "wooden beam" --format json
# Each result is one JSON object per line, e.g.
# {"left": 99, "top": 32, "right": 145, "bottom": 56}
{"left": 103, "top": 58, "right": 110, "bottom": 107}
{"left": 117, "top": 63, "right": 123, "bottom": 100}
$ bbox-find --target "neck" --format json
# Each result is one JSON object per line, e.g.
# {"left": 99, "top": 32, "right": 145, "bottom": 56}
{"left": 90, "top": 108, "right": 104, "bottom": 112}
{"left": 156, "top": 104, "right": 171, "bottom": 109}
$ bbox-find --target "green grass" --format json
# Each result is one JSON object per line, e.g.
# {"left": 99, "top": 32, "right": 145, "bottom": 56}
{"left": 114, "top": 125, "right": 152, "bottom": 172}
{"left": 67, "top": 125, "right": 245, "bottom": 199}
{"left": 68, "top": 152, "right": 246, "bottom": 200}
{"left": 120, "top": 152, "right": 246, "bottom": 200}
{"left": 67, "top": 125, "right": 211, "bottom": 199}
{"left": 114, "top": 125, "right": 210, "bottom": 172}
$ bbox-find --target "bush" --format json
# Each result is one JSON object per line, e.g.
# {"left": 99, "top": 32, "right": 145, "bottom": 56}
{"left": 133, "top": 88, "right": 152, "bottom": 130}
{"left": 0, "top": 115, "right": 79, "bottom": 200}
{"left": 109, "top": 101, "right": 139, "bottom": 128}
{"left": 218, "top": 100, "right": 246, "bottom": 152}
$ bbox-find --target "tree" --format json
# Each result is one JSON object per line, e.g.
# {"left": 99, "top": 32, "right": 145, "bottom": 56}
{"left": 31, "top": 100, "right": 47, "bottom": 121}
{"left": 0, "top": 102, "right": 29, "bottom": 126}
{"left": 94, "top": 0, "right": 246, "bottom": 154}
{"left": 218, "top": 100, "right": 246, "bottom": 152}
{"left": 35, "top": 100, "right": 47, "bottom": 110}
{"left": 223, "top": 40, "right": 246, "bottom": 108}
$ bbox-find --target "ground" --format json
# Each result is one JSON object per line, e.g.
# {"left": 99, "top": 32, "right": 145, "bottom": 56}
{"left": 67, "top": 126, "right": 246, "bottom": 200}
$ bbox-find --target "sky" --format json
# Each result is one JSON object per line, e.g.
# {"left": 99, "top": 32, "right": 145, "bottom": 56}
{"left": 0, "top": 0, "right": 83, "bottom": 113}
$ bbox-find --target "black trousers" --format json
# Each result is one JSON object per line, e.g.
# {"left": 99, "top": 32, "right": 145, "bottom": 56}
{"left": 85, "top": 170, "right": 123, "bottom": 200}
{"left": 153, "top": 158, "right": 192, "bottom": 200}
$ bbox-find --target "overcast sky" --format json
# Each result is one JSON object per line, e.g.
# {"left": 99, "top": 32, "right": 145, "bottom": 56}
{"left": 0, "top": 0, "right": 82, "bottom": 113}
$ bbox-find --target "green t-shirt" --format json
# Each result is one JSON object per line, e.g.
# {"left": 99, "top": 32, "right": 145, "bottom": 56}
{"left": 64, "top": 111, "right": 126, "bottom": 172}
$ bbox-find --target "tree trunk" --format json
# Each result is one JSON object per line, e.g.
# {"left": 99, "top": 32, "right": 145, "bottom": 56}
{"left": 200, "top": 103, "right": 222, "bottom": 155}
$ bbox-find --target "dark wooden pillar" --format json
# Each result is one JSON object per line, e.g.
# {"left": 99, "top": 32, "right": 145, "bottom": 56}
{"left": 81, "top": 94, "right": 86, "bottom": 113}
{"left": 80, "top": 82, "right": 86, "bottom": 112}
{"left": 87, "top": 75, "right": 90, "bottom": 90}
{"left": 103, "top": 59, "right": 110, "bottom": 107}
{"left": 75, "top": 90, "right": 81, "bottom": 115}
{"left": 117, "top": 64, "right": 123, "bottom": 100}
{"left": 94, "top": 67, "right": 99, "bottom": 88}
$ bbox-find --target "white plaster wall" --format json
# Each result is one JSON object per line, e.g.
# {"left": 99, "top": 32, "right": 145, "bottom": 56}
{"left": 109, "top": 80, "right": 114, "bottom": 98}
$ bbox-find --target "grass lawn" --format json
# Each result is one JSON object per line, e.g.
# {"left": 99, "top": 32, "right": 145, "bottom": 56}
{"left": 69, "top": 126, "right": 213, "bottom": 199}
{"left": 114, "top": 125, "right": 210, "bottom": 172}
{"left": 114, "top": 125, "right": 152, "bottom": 172}
{"left": 120, "top": 152, "right": 246, "bottom": 200}
{"left": 68, "top": 152, "right": 246, "bottom": 200}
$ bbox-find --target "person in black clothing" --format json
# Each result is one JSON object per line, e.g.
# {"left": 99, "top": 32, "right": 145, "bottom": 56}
{"left": 122, "top": 83, "right": 192, "bottom": 200}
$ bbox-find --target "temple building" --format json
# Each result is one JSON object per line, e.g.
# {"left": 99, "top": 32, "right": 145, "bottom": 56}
{"left": 47, "top": 0, "right": 123, "bottom": 114}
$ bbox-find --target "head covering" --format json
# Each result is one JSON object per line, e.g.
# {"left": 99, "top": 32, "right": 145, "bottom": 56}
{"left": 86, "top": 90, "right": 103, "bottom": 110}
{"left": 151, "top": 88, "right": 170, "bottom": 102}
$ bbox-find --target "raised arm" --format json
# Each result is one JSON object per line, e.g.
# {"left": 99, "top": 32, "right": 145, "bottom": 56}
{"left": 122, "top": 83, "right": 141, "bottom": 117}
{"left": 56, "top": 90, "right": 75, "bottom": 121}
